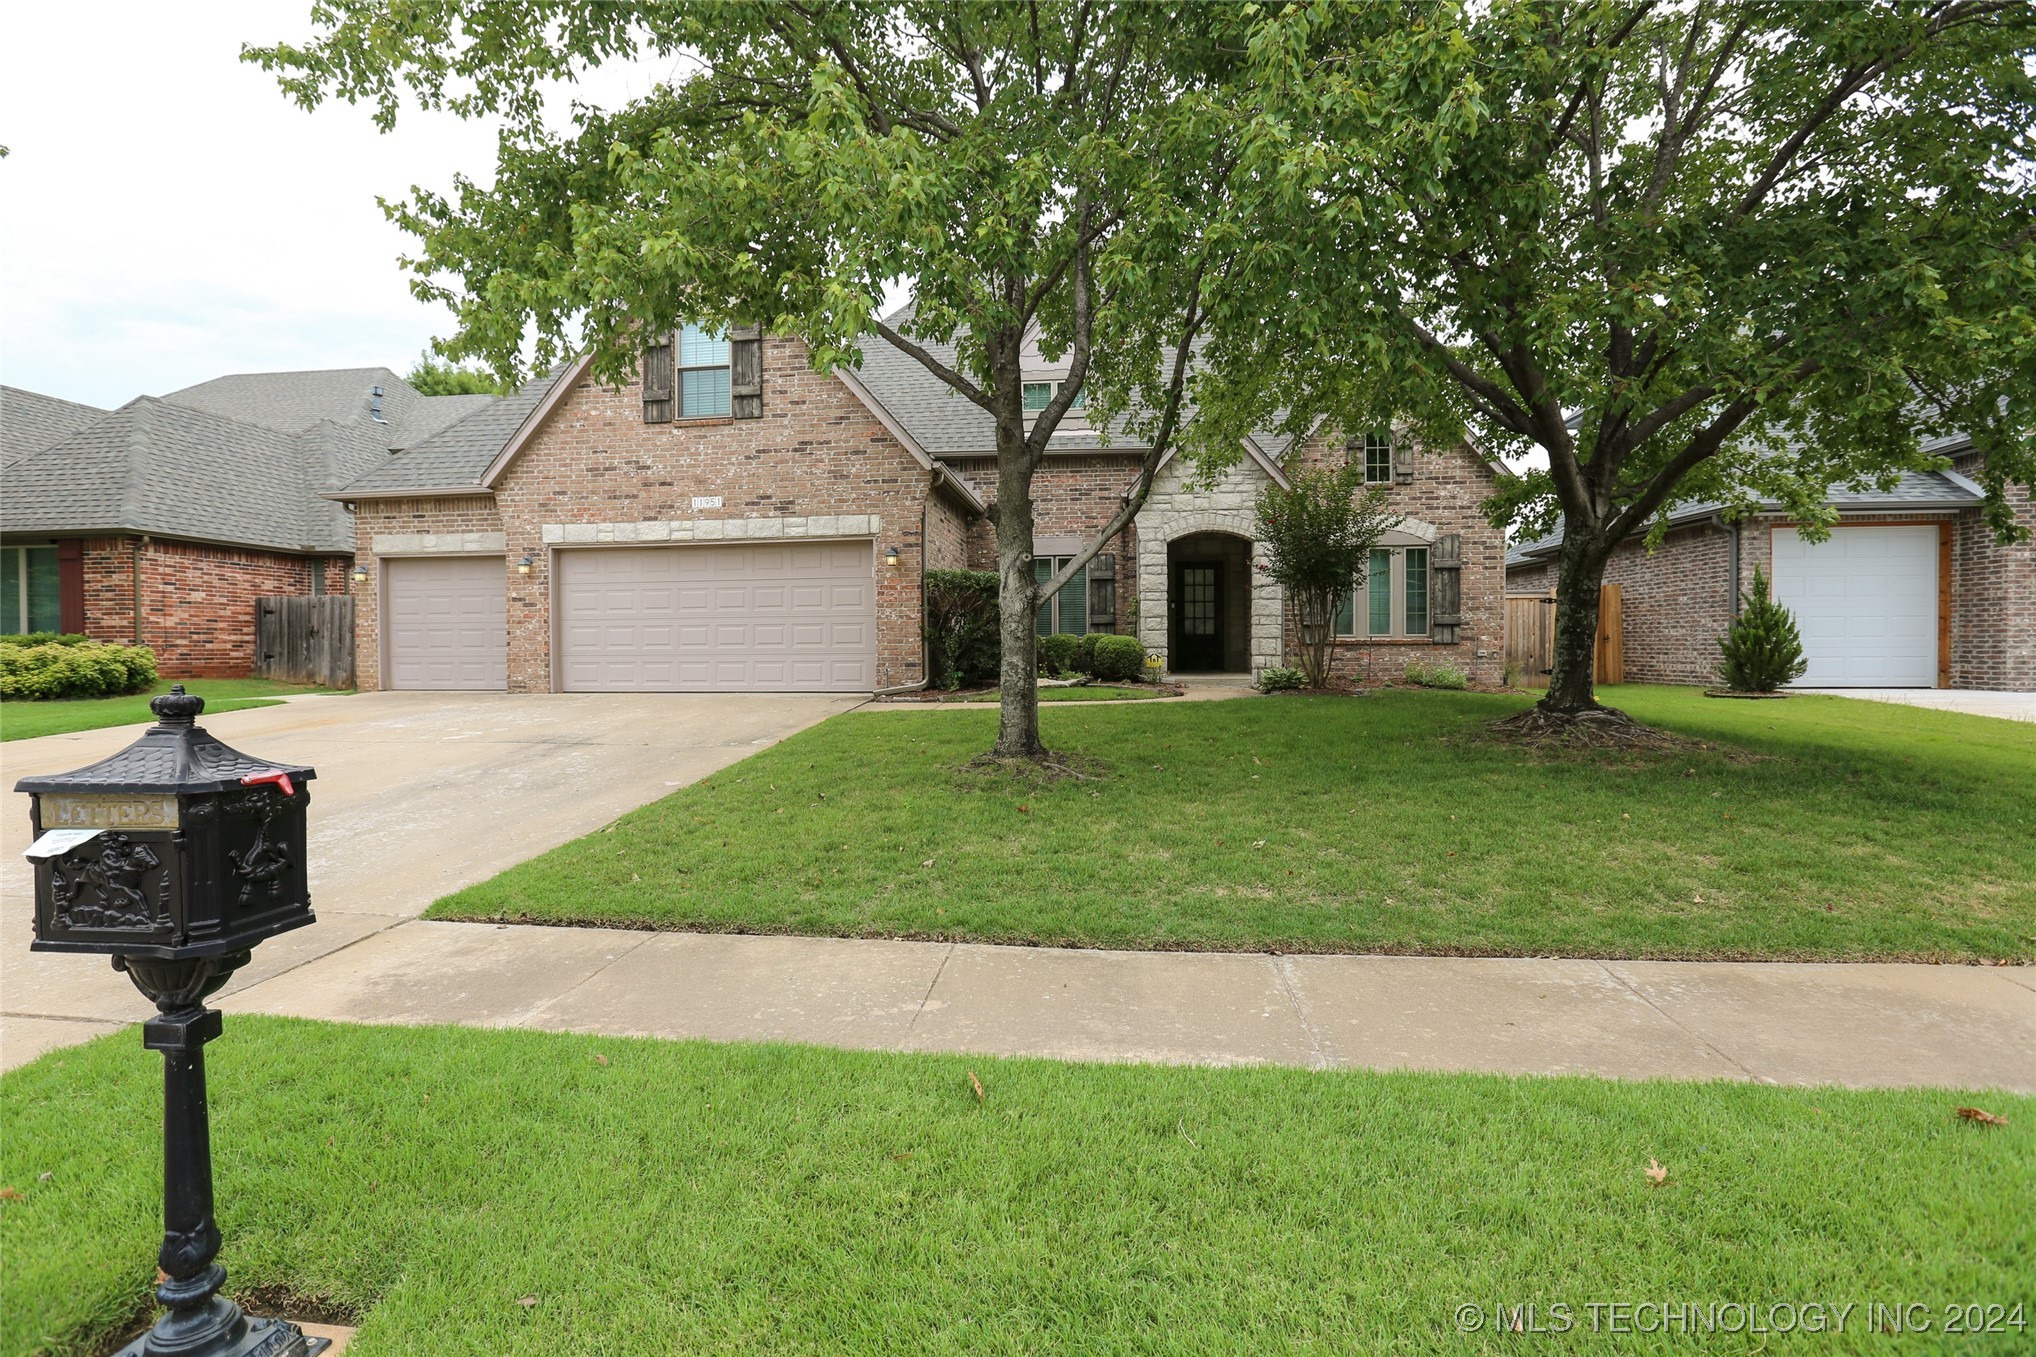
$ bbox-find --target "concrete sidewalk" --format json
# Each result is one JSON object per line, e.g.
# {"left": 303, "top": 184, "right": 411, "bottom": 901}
{"left": 166, "top": 923, "right": 2036, "bottom": 1093}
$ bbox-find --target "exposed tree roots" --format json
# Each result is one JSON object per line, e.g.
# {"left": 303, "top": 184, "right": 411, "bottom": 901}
{"left": 1488, "top": 703, "right": 1706, "bottom": 753}
{"left": 960, "top": 750, "right": 1110, "bottom": 786}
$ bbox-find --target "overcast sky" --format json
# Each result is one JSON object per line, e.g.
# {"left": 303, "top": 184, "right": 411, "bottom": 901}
{"left": 1, "top": 2, "right": 670, "bottom": 410}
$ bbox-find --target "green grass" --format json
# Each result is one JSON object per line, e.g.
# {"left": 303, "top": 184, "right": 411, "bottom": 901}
{"left": 432, "top": 686, "right": 2036, "bottom": 961}
{"left": 950, "top": 684, "right": 1168, "bottom": 702}
{"left": 4, "top": 1019, "right": 2029, "bottom": 1356}
{"left": 0, "top": 678, "right": 344, "bottom": 742}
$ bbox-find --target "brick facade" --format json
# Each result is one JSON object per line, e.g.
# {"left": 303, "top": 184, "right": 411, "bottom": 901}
{"left": 1506, "top": 476, "right": 2035, "bottom": 689}
{"left": 56, "top": 535, "right": 337, "bottom": 678}
{"left": 344, "top": 344, "right": 1508, "bottom": 693}
{"left": 1293, "top": 433, "right": 1507, "bottom": 687}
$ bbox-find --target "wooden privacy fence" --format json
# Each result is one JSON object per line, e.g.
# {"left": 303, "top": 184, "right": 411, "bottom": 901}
{"left": 1503, "top": 585, "right": 1622, "bottom": 685}
{"left": 254, "top": 595, "right": 355, "bottom": 688}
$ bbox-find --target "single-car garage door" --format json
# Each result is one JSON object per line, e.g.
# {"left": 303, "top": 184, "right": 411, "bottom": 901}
{"left": 1771, "top": 526, "right": 1939, "bottom": 687}
{"left": 558, "top": 542, "right": 876, "bottom": 692}
{"left": 384, "top": 556, "right": 507, "bottom": 690}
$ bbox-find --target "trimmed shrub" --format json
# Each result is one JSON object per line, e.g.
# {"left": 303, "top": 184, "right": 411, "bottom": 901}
{"left": 1090, "top": 634, "right": 1146, "bottom": 682}
{"left": 1256, "top": 666, "right": 1308, "bottom": 693}
{"left": 1718, "top": 565, "right": 1808, "bottom": 692}
{"left": 1403, "top": 661, "right": 1469, "bottom": 690}
{"left": 0, "top": 632, "right": 92, "bottom": 648}
{"left": 0, "top": 639, "right": 158, "bottom": 700}
{"left": 1037, "top": 633, "right": 1083, "bottom": 678}
{"left": 924, "top": 569, "right": 1001, "bottom": 689}
{"left": 1076, "top": 632, "right": 1102, "bottom": 676}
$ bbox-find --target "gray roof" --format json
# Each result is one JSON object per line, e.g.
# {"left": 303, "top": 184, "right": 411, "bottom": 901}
{"left": 335, "top": 369, "right": 572, "bottom": 496}
{"left": 1504, "top": 461, "right": 1983, "bottom": 568}
{"left": 2, "top": 369, "right": 476, "bottom": 554}
{"left": 2, "top": 386, "right": 109, "bottom": 468}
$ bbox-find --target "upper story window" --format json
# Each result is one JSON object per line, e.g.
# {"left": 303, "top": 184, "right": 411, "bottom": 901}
{"left": 677, "top": 324, "right": 731, "bottom": 418}
{"left": 1362, "top": 432, "right": 1393, "bottom": 484}
{"left": 1023, "top": 380, "right": 1085, "bottom": 413}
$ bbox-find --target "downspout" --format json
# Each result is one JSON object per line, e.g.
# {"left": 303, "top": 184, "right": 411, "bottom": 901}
{"left": 1712, "top": 514, "right": 1740, "bottom": 617}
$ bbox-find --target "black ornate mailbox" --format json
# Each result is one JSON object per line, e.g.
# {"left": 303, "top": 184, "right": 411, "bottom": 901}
{"left": 18, "top": 686, "right": 328, "bottom": 1357}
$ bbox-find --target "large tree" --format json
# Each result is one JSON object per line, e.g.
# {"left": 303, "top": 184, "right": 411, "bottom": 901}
{"left": 1192, "top": 0, "right": 2035, "bottom": 724}
{"left": 251, "top": 2, "right": 1233, "bottom": 760}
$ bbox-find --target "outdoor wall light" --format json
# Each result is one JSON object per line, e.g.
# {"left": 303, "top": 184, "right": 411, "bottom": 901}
{"left": 884, "top": 545, "right": 901, "bottom": 567}
{"left": 350, "top": 564, "right": 369, "bottom": 584}
{"left": 518, "top": 556, "right": 534, "bottom": 575}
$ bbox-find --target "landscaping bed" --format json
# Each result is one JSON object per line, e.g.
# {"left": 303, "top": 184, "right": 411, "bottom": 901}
{"left": 430, "top": 686, "right": 2036, "bottom": 961}
{"left": 4, "top": 1018, "right": 2028, "bottom": 1356}
{"left": 0, "top": 678, "right": 343, "bottom": 742}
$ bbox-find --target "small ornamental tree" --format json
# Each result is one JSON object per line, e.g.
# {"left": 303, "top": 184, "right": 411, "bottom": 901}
{"left": 1254, "top": 464, "right": 1400, "bottom": 689}
{"left": 1717, "top": 566, "right": 1808, "bottom": 693}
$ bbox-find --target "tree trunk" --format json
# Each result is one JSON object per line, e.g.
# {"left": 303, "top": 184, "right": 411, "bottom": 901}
{"left": 1541, "top": 531, "right": 1609, "bottom": 714}
{"left": 992, "top": 417, "right": 1044, "bottom": 759}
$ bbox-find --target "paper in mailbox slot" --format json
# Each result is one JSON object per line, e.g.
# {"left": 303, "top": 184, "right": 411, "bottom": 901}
{"left": 26, "top": 829, "right": 102, "bottom": 861}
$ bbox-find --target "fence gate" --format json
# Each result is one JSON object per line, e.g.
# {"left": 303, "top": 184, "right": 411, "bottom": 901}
{"left": 1503, "top": 586, "right": 1622, "bottom": 685}
{"left": 254, "top": 595, "right": 355, "bottom": 688}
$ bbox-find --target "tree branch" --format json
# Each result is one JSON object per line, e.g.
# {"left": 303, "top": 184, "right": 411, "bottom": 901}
{"left": 869, "top": 317, "right": 991, "bottom": 410}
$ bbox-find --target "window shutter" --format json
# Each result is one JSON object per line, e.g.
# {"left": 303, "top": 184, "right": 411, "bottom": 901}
{"left": 1430, "top": 533, "right": 1462, "bottom": 644}
{"left": 1393, "top": 442, "right": 1414, "bottom": 484}
{"left": 642, "top": 331, "right": 674, "bottom": 423}
{"left": 1086, "top": 553, "right": 1116, "bottom": 632}
{"left": 729, "top": 326, "right": 763, "bottom": 419}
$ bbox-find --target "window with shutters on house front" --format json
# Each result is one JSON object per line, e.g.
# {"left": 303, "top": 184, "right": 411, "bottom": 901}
{"left": 677, "top": 324, "right": 731, "bottom": 417}
{"left": 1035, "top": 556, "right": 1097, "bottom": 635}
{"left": 1, "top": 546, "right": 61, "bottom": 634}
{"left": 1362, "top": 432, "right": 1393, "bottom": 484}
{"left": 1331, "top": 545, "right": 1431, "bottom": 638}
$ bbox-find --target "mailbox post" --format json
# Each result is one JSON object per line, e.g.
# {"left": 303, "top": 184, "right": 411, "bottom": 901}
{"left": 18, "top": 686, "right": 328, "bottom": 1357}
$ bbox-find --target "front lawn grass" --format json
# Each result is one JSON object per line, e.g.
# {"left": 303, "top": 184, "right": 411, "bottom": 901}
{"left": 949, "top": 683, "right": 1168, "bottom": 702}
{"left": 0, "top": 678, "right": 343, "bottom": 742}
{"left": 4, "top": 1018, "right": 2029, "bottom": 1356}
{"left": 432, "top": 686, "right": 2036, "bottom": 961}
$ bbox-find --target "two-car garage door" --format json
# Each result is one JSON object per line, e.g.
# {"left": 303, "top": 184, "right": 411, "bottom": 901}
{"left": 558, "top": 542, "right": 875, "bottom": 692}
{"left": 1771, "top": 526, "right": 1940, "bottom": 687}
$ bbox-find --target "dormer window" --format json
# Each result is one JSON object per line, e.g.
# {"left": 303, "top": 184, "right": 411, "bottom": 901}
{"left": 1023, "top": 380, "right": 1085, "bottom": 414}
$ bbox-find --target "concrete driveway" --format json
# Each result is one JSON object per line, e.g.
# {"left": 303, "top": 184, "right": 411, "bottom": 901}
{"left": 1, "top": 690, "right": 861, "bottom": 1067}
{"left": 1797, "top": 688, "right": 2036, "bottom": 722}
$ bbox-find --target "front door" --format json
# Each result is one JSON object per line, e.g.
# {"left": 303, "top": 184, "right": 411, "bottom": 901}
{"left": 1171, "top": 560, "right": 1224, "bottom": 671}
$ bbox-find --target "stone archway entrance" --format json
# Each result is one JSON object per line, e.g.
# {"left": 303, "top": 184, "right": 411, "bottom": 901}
{"left": 1166, "top": 531, "right": 1252, "bottom": 672}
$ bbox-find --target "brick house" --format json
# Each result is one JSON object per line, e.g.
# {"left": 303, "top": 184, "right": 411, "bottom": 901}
{"left": 332, "top": 320, "right": 1508, "bottom": 693}
{"left": 1, "top": 373, "right": 489, "bottom": 674}
{"left": 1504, "top": 435, "right": 2036, "bottom": 690}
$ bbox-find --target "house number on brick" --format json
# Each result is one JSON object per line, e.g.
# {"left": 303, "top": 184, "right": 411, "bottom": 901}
{"left": 691, "top": 495, "right": 723, "bottom": 509}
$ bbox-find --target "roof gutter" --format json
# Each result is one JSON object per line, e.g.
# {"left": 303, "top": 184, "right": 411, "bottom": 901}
{"left": 321, "top": 486, "right": 496, "bottom": 503}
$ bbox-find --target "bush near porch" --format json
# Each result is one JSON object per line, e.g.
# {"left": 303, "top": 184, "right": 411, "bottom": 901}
{"left": 432, "top": 687, "right": 2036, "bottom": 962}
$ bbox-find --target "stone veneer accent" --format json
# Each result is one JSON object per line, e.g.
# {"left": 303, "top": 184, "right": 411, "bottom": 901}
{"left": 1132, "top": 456, "right": 1285, "bottom": 677}
{"left": 372, "top": 531, "right": 508, "bottom": 556}
{"left": 539, "top": 515, "right": 880, "bottom": 545}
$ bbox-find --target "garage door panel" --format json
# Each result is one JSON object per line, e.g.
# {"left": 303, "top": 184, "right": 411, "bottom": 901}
{"left": 1771, "top": 526, "right": 1938, "bottom": 688}
{"left": 386, "top": 556, "right": 507, "bottom": 690}
{"left": 559, "top": 542, "right": 876, "bottom": 692}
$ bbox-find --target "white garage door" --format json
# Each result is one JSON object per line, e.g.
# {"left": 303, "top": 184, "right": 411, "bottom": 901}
{"left": 1771, "top": 526, "right": 1938, "bottom": 687}
{"left": 558, "top": 542, "right": 876, "bottom": 692}
{"left": 385, "top": 556, "right": 507, "bottom": 690}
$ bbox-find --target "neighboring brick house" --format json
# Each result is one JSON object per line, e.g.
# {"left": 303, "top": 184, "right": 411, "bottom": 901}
{"left": 1, "top": 373, "right": 489, "bottom": 674}
{"left": 333, "top": 315, "right": 1507, "bottom": 693}
{"left": 1505, "top": 435, "right": 2035, "bottom": 690}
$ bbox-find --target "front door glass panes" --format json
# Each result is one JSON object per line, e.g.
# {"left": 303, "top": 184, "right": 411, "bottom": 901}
{"left": 1034, "top": 556, "right": 1089, "bottom": 635}
{"left": 1181, "top": 566, "right": 1218, "bottom": 637}
{"left": 678, "top": 324, "right": 731, "bottom": 417}
{"left": 2, "top": 546, "right": 61, "bottom": 634}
